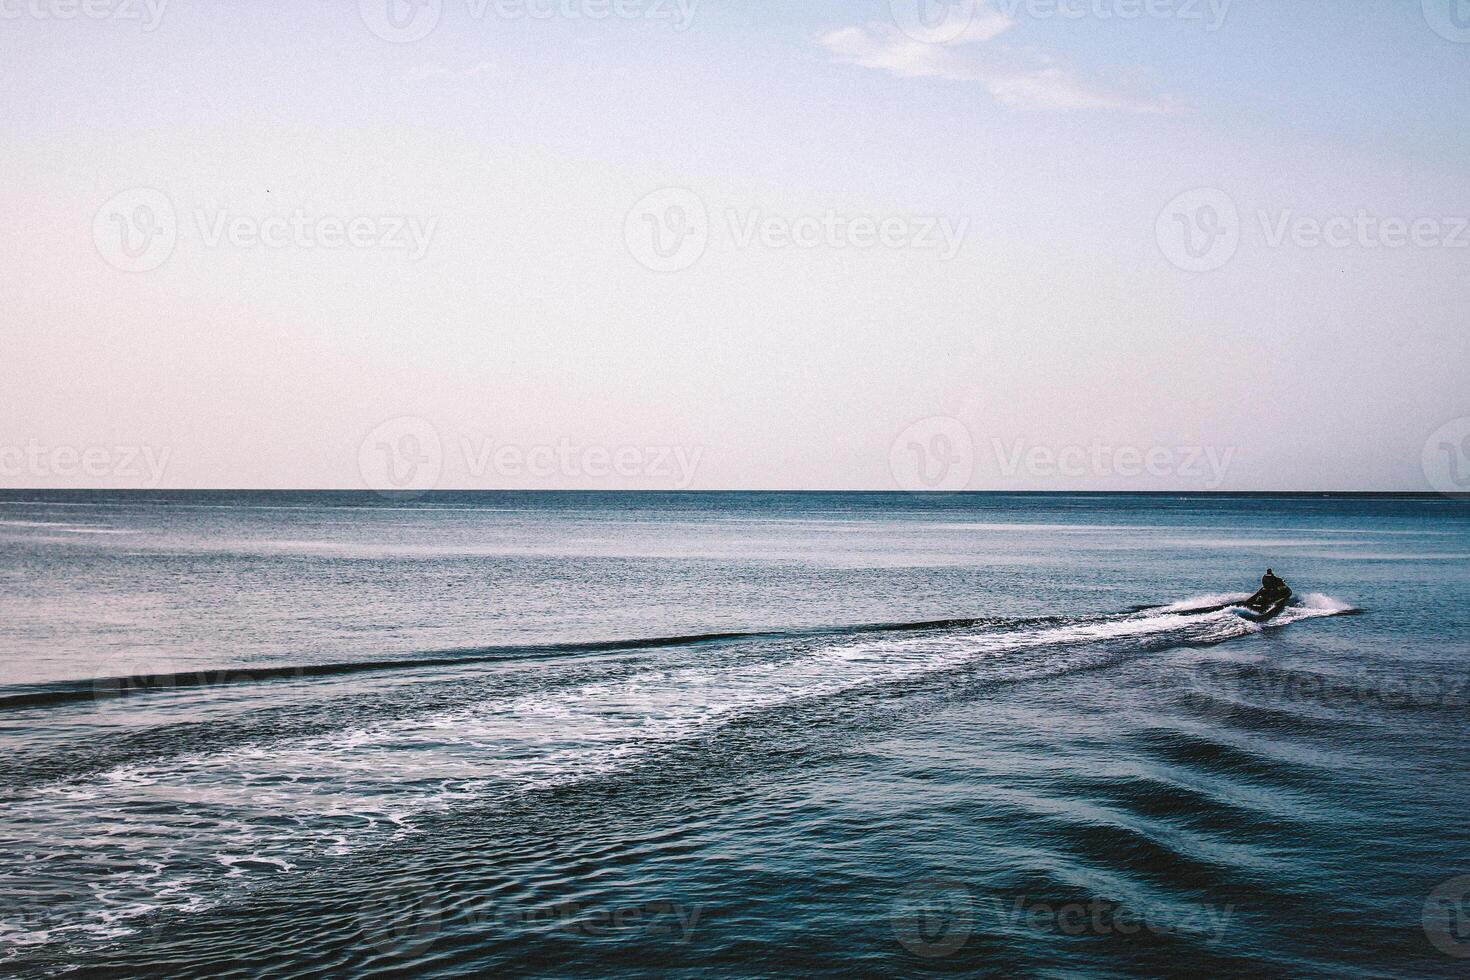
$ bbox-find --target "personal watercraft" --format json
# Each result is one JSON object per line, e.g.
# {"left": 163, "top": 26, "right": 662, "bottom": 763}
{"left": 1237, "top": 584, "right": 1293, "bottom": 622}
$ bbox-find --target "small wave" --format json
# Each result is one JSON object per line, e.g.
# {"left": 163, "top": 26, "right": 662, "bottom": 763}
{"left": 0, "top": 617, "right": 1039, "bottom": 713}
{"left": 1153, "top": 593, "right": 1252, "bottom": 614}
{"left": 0, "top": 519, "right": 130, "bottom": 533}
{"left": 1286, "top": 592, "right": 1357, "bottom": 615}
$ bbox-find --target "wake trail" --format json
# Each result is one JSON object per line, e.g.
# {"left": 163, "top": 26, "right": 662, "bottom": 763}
{"left": 0, "top": 595, "right": 1357, "bottom": 958}
{"left": 0, "top": 616, "right": 1060, "bottom": 712}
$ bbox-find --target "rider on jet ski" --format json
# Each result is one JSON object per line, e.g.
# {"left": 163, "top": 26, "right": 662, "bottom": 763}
{"left": 1245, "top": 569, "right": 1292, "bottom": 612}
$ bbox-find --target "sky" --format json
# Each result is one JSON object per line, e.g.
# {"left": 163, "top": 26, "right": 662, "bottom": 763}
{"left": 2, "top": 0, "right": 1468, "bottom": 491}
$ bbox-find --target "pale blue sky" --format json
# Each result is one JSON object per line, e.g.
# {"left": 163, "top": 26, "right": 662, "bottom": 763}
{"left": 2, "top": 0, "right": 1467, "bottom": 490}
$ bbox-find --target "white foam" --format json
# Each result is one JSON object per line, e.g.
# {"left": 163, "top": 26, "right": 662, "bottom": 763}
{"left": 0, "top": 520, "right": 127, "bottom": 533}
{"left": 1157, "top": 593, "right": 1250, "bottom": 613}
{"left": 0, "top": 598, "right": 1353, "bottom": 954}
{"left": 1280, "top": 592, "right": 1356, "bottom": 618}
{"left": 1300, "top": 592, "right": 1353, "bottom": 610}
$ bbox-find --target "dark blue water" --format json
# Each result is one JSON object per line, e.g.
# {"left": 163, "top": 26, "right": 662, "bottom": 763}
{"left": 0, "top": 491, "right": 1466, "bottom": 977}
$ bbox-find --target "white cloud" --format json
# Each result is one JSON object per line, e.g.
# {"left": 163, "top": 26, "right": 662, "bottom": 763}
{"left": 819, "top": 17, "right": 1171, "bottom": 114}
{"left": 984, "top": 66, "right": 1167, "bottom": 113}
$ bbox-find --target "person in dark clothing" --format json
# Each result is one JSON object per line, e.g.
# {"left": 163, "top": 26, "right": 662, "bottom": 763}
{"left": 1245, "top": 568, "right": 1292, "bottom": 611}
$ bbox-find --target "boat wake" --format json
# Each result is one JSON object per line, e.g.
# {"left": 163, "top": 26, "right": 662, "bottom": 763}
{"left": 0, "top": 595, "right": 1358, "bottom": 961}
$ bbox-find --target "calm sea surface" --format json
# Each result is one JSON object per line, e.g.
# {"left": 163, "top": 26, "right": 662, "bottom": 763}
{"left": 0, "top": 491, "right": 1466, "bottom": 977}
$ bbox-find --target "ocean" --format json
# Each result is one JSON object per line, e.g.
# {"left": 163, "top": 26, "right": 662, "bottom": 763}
{"left": 0, "top": 491, "right": 1466, "bottom": 977}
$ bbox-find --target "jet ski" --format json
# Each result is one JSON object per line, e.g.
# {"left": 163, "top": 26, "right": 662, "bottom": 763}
{"left": 1237, "top": 585, "right": 1293, "bottom": 622}
{"left": 1155, "top": 572, "right": 1297, "bottom": 621}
